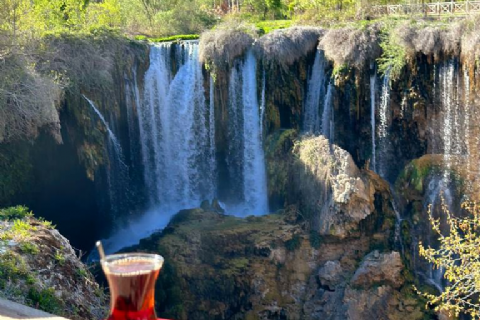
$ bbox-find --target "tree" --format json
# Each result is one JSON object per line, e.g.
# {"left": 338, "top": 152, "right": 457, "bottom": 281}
{"left": 417, "top": 201, "right": 480, "bottom": 318}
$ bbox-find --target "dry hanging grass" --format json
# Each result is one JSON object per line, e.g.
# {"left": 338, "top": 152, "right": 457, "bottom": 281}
{"left": 199, "top": 22, "right": 256, "bottom": 69}
{"left": 254, "top": 27, "right": 324, "bottom": 67}
{"left": 320, "top": 24, "right": 381, "bottom": 70}
{"left": 0, "top": 53, "right": 61, "bottom": 143}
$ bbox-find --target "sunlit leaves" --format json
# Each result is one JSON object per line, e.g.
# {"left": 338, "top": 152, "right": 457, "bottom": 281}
{"left": 417, "top": 200, "right": 480, "bottom": 318}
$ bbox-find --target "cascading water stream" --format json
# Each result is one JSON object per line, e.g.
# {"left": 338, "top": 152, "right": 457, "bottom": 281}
{"left": 82, "top": 95, "right": 129, "bottom": 218}
{"left": 370, "top": 73, "right": 377, "bottom": 170}
{"left": 83, "top": 95, "right": 124, "bottom": 157}
{"left": 103, "top": 42, "right": 216, "bottom": 253}
{"left": 226, "top": 50, "right": 269, "bottom": 216}
{"left": 377, "top": 68, "right": 391, "bottom": 179}
{"left": 260, "top": 68, "right": 266, "bottom": 139}
{"left": 303, "top": 50, "right": 327, "bottom": 134}
{"left": 321, "top": 83, "right": 334, "bottom": 141}
{"left": 102, "top": 42, "right": 270, "bottom": 253}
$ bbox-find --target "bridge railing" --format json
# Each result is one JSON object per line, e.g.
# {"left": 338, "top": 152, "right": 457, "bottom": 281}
{"left": 371, "top": 1, "right": 480, "bottom": 16}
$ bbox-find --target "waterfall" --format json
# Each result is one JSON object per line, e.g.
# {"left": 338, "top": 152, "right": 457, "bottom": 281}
{"left": 102, "top": 42, "right": 270, "bottom": 253}
{"left": 437, "top": 60, "right": 466, "bottom": 183}
{"left": 303, "top": 50, "right": 327, "bottom": 134}
{"left": 464, "top": 68, "right": 472, "bottom": 181}
{"left": 321, "top": 83, "right": 334, "bottom": 141}
{"left": 141, "top": 42, "right": 216, "bottom": 207}
{"left": 377, "top": 68, "right": 391, "bottom": 178}
{"left": 260, "top": 68, "right": 266, "bottom": 139}
{"left": 103, "top": 42, "right": 216, "bottom": 253}
{"left": 83, "top": 95, "right": 123, "bottom": 156}
{"left": 370, "top": 73, "right": 377, "bottom": 170}
{"left": 209, "top": 76, "right": 217, "bottom": 189}
{"left": 226, "top": 50, "right": 269, "bottom": 216}
{"left": 82, "top": 95, "right": 129, "bottom": 218}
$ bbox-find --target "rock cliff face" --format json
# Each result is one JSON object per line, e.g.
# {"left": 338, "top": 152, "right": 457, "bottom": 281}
{"left": 0, "top": 207, "right": 106, "bottom": 319}
{"left": 131, "top": 139, "right": 431, "bottom": 320}
{"left": 0, "top": 35, "right": 150, "bottom": 250}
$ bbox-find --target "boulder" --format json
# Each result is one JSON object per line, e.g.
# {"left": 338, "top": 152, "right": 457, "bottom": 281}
{"left": 292, "top": 136, "right": 377, "bottom": 238}
{"left": 351, "top": 251, "right": 404, "bottom": 289}
{"left": 318, "top": 261, "right": 344, "bottom": 289}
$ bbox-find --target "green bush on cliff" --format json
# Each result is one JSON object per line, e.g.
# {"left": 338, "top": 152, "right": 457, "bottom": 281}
{"left": 0, "top": 206, "right": 33, "bottom": 221}
{"left": 27, "top": 287, "right": 63, "bottom": 315}
{"left": 377, "top": 23, "right": 407, "bottom": 80}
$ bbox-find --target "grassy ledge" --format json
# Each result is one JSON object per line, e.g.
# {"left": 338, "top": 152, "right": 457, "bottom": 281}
{"left": 135, "top": 34, "right": 200, "bottom": 43}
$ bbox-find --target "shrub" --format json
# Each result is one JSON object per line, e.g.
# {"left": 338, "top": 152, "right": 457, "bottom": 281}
{"left": 12, "top": 219, "right": 36, "bottom": 239}
{"left": 254, "top": 26, "right": 324, "bottom": 67}
{"left": 20, "top": 243, "right": 40, "bottom": 255}
{"left": 0, "top": 206, "right": 33, "bottom": 221}
{"left": 416, "top": 201, "right": 480, "bottom": 318}
{"left": 377, "top": 24, "right": 407, "bottom": 80}
{"left": 54, "top": 250, "right": 66, "bottom": 266}
{"left": 0, "top": 252, "right": 29, "bottom": 282}
{"left": 27, "top": 287, "right": 63, "bottom": 315}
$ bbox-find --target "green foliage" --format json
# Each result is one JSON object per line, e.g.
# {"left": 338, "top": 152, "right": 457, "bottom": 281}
{"left": 38, "top": 218, "right": 55, "bottom": 229}
{"left": 285, "top": 234, "right": 301, "bottom": 251}
{"left": 54, "top": 249, "right": 66, "bottom": 266}
{"left": 12, "top": 219, "right": 36, "bottom": 239}
{"left": 27, "top": 287, "right": 63, "bottom": 315}
{"left": 76, "top": 267, "right": 88, "bottom": 278}
{"left": 135, "top": 34, "right": 200, "bottom": 42}
{"left": 19, "top": 243, "right": 40, "bottom": 255}
{"left": 0, "top": 252, "right": 28, "bottom": 283}
{"left": 0, "top": 206, "right": 32, "bottom": 221}
{"left": 256, "top": 19, "right": 291, "bottom": 34}
{"left": 377, "top": 23, "right": 407, "bottom": 80}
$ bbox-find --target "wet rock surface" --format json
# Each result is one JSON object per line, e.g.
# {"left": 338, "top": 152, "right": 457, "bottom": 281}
{"left": 130, "top": 142, "right": 430, "bottom": 320}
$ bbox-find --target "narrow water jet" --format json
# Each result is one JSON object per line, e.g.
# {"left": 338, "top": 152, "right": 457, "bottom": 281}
{"left": 322, "top": 82, "right": 334, "bottom": 142}
{"left": 303, "top": 50, "right": 327, "bottom": 134}
{"left": 370, "top": 73, "right": 377, "bottom": 170}
{"left": 82, "top": 95, "right": 129, "bottom": 219}
{"left": 242, "top": 51, "right": 269, "bottom": 216}
{"left": 377, "top": 68, "right": 391, "bottom": 179}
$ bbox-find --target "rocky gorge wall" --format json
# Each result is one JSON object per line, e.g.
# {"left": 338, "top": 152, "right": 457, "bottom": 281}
{"left": 0, "top": 33, "right": 150, "bottom": 250}
{"left": 1, "top": 18, "right": 480, "bottom": 320}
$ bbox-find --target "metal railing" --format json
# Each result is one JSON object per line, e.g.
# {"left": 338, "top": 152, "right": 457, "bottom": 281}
{"left": 372, "top": 1, "right": 480, "bottom": 16}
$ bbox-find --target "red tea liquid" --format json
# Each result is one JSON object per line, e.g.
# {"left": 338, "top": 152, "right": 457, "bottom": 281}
{"left": 104, "top": 257, "right": 162, "bottom": 320}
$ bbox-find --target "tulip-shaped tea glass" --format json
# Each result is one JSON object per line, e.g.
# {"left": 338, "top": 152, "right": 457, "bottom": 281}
{"left": 101, "top": 253, "right": 164, "bottom": 320}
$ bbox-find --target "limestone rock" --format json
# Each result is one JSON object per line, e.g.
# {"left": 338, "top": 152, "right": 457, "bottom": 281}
{"left": 292, "top": 136, "right": 378, "bottom": 238}
{"left": 0, "top": 213, "right": 106, "bottom": 320}
{"left": 351, "top": 251, "right": 404, "bottom": 289}
{"left": 318, "top": 261, "right": 344, "bottom": 289}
